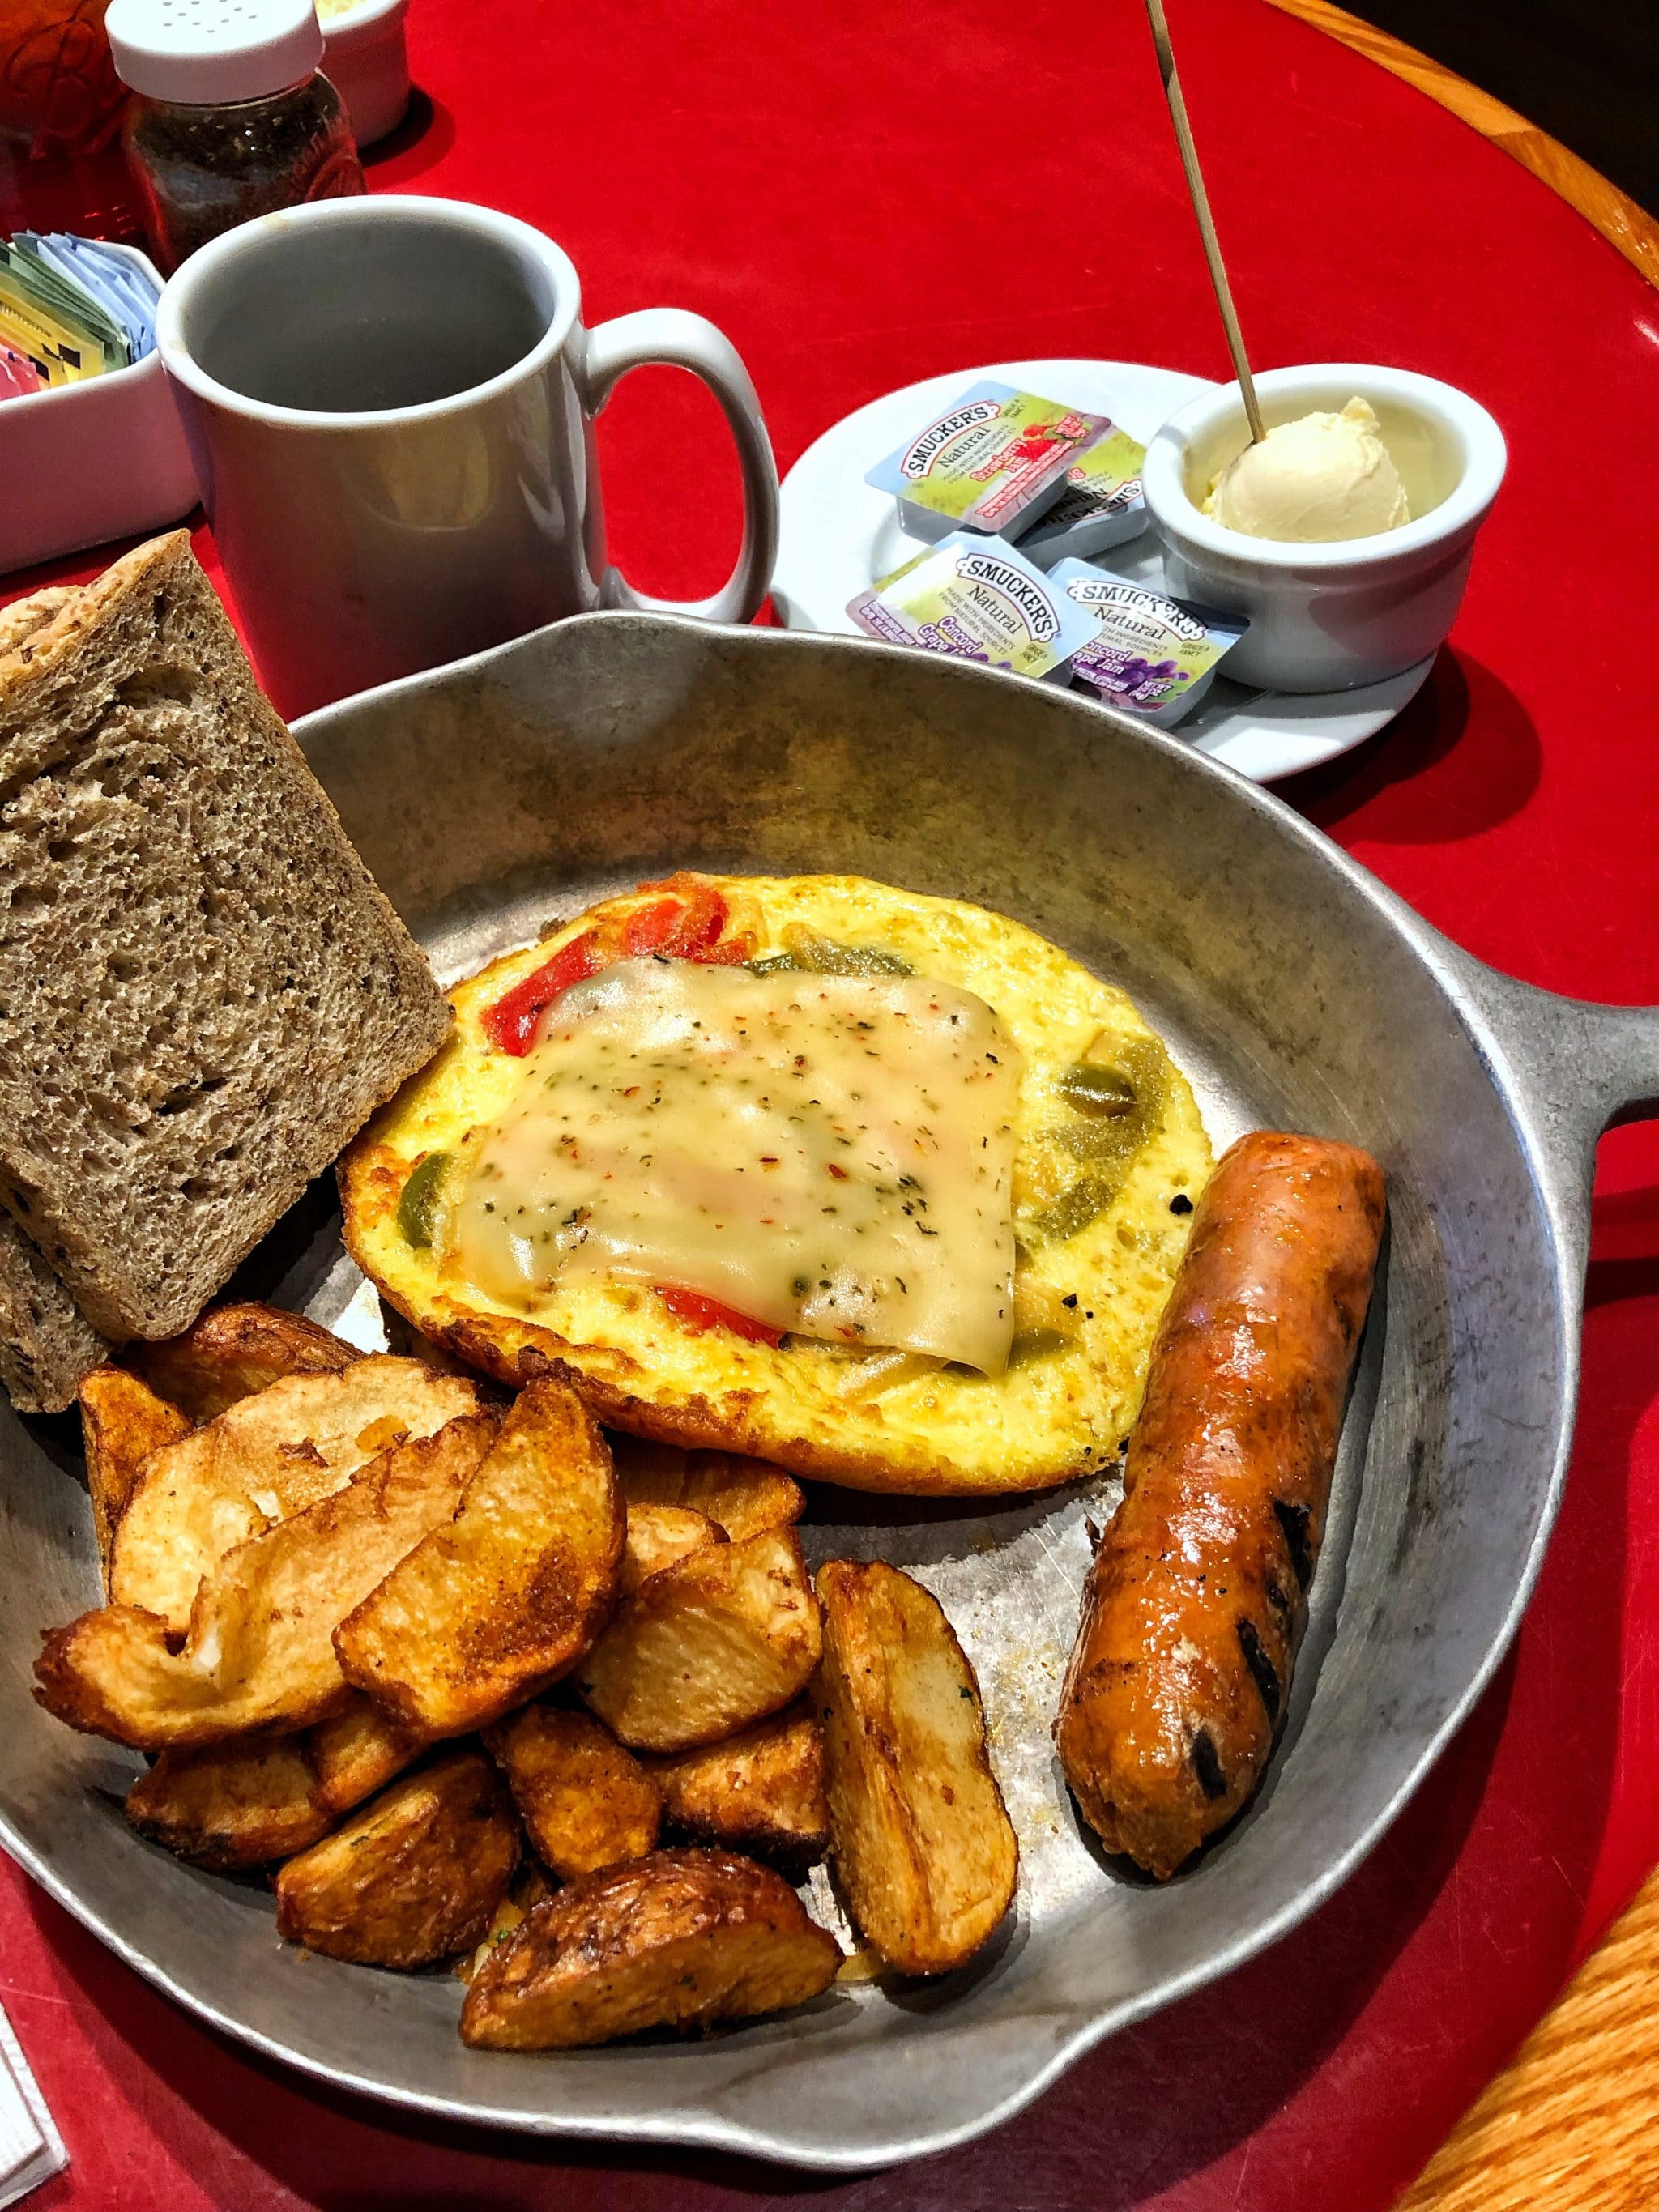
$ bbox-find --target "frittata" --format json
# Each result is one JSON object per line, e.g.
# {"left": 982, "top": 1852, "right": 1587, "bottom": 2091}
{"left": 339, "top": 873, "right": 1211, "bottom": 1494}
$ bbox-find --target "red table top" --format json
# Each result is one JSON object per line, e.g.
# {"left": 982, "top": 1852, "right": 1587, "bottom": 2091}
{"left": 4, "top": 0, "right": 1658, "bottom": 2204}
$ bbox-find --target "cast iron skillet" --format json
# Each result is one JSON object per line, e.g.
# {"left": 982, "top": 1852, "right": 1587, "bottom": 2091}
{"left": 2, "top": 616, "right": 1655, "bottom": 2170}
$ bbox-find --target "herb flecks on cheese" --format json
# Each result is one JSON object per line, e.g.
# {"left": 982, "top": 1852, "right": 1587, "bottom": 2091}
{"left": 443, "top": 958, "right": 1020, "bottom": 1373}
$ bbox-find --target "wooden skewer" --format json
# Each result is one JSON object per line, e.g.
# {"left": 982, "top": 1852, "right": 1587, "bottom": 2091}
{"left": 1141, "top": 0, "right": 1266, "bottom": 442}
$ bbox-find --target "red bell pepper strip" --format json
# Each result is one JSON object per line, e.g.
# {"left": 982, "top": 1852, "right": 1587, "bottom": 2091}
{"left": 624, "top": 880, "right": 730, "bottom": 959}
{"left": 483, "top": 880, "right": 749, "bottom": 1053}
{"left": 657, "top": 1285, "right": 783, "bottom": 1345}
{"left": 694, "top": 932, "right": 756, "bottom": 965}
{"left": 480, "top": 931, "right": 600, "bottom": 1055}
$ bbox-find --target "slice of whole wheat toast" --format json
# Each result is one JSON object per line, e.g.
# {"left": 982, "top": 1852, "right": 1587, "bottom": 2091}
{"left": 0, "top": 1208, "right": 108, "bottom": 1414}
{"left": 0, "top": 532, "right": 450, "bottom": 1342}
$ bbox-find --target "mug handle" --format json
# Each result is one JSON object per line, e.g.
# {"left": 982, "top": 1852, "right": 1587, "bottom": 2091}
{"left": 578, "top": 309, "right": 779, "bottom": 624}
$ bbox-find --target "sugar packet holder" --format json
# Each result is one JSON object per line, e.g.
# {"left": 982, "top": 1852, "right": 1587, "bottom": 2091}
{"left": 1051, "top": 560, "right": 1247, "bottom": 727}
{"left": 848, "top": 531, "right": 1100, "bottom": 681}
{"left": 864, "top": 380, "right": 1113, "bottom": 543}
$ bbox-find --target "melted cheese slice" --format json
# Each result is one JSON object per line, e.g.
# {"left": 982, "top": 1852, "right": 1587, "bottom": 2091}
{"left": 443, "top": 957, "right": 1021, "bottom": 1372}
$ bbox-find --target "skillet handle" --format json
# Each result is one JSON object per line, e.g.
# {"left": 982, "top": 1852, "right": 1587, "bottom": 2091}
{"left": 1518, "top": 994, "right": 1659, "bottom": 1135}
{"left": 1450, "top": 957, "right": 1659, "bottom": 1204}
{"left": 1600, "top": 1007, "right": 1659, "bottom": 1129}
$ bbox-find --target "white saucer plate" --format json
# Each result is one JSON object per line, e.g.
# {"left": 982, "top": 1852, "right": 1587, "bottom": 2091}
{"left": 774, "top": 357, "right": 1434, "bottom": 785}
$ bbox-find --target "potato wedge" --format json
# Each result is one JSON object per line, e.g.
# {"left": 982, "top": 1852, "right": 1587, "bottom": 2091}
{"left": 111, "top": 1357, "right": 484, "bottom": 1637}
{"left": 127, "top": 1302, "right": 355, "bottom": 1421}
{"left": 609, "top": 1438, "right": 804, "bottom": 1543}
{"left": 649, "top": 1699, "right": 829, "bottom": 1868}
{"left": 459, "top": 1848, "right": 840, "bottom": 2048}
{"left": 275, "top": 1748, "right": 521, "bottom": 1969}
{"left": 458, "top": 1861, "right": 557, "bottom": 1983}
{"left": 335, "top": 1380, "right": 623, "bottom": 1737}
{"left": 77, "top": 1367, "right": 192, "bottom": 1581}
{"left": 122, "top": 1692, "right": 425, "bottom": 1870}
{"left": 35, "top": 1414, "right": 497, "bottom": 1748}
{"left": 621, "top": 1502, "right": 723, "bottom": 1596}
{"left": 126, "top": 1737, "right": 331, "bottom": 1870}
{"left": 309, "top": 1694, "right": 427, "bottom": 1818}
{"left": 578, "top": 1526, "right": 821, "bottom": 1754}
{"left": 485, "top": 1704, "right": 660, "bottom": 1879}
{"left": 815, "top": 1559, "right": 1017, "bottom": 1975}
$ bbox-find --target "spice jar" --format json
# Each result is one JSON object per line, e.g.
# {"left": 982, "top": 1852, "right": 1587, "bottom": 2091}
{"left": 105, "top": 0, "right": 365, "bottom": 273}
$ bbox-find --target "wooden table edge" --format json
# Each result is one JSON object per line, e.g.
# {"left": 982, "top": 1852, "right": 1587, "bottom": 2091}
{"left": 1388, "top": 1865, "right": 1659, "bottom": 2209}
{"left": 1262, "top": 0, "right": 1659, "bottom": 290}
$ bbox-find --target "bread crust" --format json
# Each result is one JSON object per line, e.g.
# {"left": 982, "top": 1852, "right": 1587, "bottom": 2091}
{"left": 0, "top": 531, "right": 450, "bottom": 1342}
{"left": 0, "top": 1208, "right": 107, "bottom": 1413}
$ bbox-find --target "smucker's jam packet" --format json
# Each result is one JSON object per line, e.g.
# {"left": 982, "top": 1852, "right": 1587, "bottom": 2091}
{"left": 865, "top": 381, "right": 1112, "bottom": 543}
{"left": 849, "top": 531, "right": 1101, "bottom": 680}
{"left": 1051, "top": 560, "right": 1247, "bottom": 727}
{"left": 1021, "top": 424, "right": 1148, "bottom": 568}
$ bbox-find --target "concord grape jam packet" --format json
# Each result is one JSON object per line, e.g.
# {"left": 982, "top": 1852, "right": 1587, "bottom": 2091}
{"left": 1052, "top": 560, "right": 1247, "bottom": 726}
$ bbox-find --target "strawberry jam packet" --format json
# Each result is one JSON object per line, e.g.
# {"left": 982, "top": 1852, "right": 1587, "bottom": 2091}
{"left": 849, "top": 531, "right": 1101, "bottom": 680}
{"left": 1020, "top": 424, "right": 1148, "bottom": 568}
{"left": 865, "top": 381, "right": 1113, "bottom": 543}
{"left": 1051, "top": 560, "right": 1247, "bottom": 727}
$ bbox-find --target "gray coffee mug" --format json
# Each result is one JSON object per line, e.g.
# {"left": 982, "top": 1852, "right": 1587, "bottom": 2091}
{"left": 155, "top": 195, "right": 779, "bottom": 718}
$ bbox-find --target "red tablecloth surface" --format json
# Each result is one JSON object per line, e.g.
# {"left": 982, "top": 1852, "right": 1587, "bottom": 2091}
{"left": 3, "top": 0, "right": 1658, "bottom": 2204}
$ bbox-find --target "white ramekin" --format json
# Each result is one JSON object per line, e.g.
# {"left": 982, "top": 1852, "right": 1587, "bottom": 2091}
{"left": 321, "top": 0, "right": 412, "bottom": 148}
{"left": 1141, "top": 363, "right": 1506, "bottom": 693}
{"left": 0, "top": 242, "right": 198, "bottom": 570}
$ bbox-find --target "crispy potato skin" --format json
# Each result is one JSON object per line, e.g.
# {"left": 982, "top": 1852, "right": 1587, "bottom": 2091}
{"left": 109, "top": 1358, "right": 484, "bottom": 1637}
{"left": 124, "top": 1693, "right": 428, "bottom": 1870}
{"left": 35, "top": 1415, "right": 496, "bottom": 1748}
{"left": 126, "top": 1737, "right": 331, "bottom": 1871}
{"left": 126, "top": 1694, "right": 427, "bottom": 1872}
{"left": 621, "top": 1502, "right": 723, "bottom": 1596}
{"left": 485, "top": 1704, "right": 661, "bottom": 1878}
{"left": 816, "top": 1559, "right": 1017, "bottom": 1976}
{"left": 459, "top": 1848, "right": 841, "bottom": 2049}
{"left": 458, "top": 1861, "right": 557, "bottom": 1984}
{"left": 1055, "top": 1132, "right": 1385, "bottom": 1881}
{"left": 76, "top": 1368, "right": 192, "bottom": 1583}
{"left": 578, "top": 1526, "right": 821, "bottom": 1754}
{"left": 648, "top": 1699, "right": 829, "bottom": 1869}
{"left": 609, "top": 1440, "right": 804, "bottom": 1544}
{"left": 127, "top": 1302, "right": 355, "bottom": 1421}
{"left": 335, "top": 1380, "right": 624, "bottom": 1737}
{"left": 275, "top": 1749, "right": 521, "bottom": 1969}
{"left": 309, "top": 1695, "right": 428, "bottom": 1818}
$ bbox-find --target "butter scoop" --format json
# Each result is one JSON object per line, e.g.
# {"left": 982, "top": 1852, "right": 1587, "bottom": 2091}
{"left": 1205, "top": 397, "right": 1409, "bottom": 543}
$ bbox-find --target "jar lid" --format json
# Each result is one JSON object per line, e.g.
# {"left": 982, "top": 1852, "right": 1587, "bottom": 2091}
{"left": 105, "top": 0, "right": 326, "bottom": 104}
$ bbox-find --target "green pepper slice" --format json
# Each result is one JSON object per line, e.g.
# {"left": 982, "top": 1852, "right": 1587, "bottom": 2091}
{"left": 396, "top": 1150, "right": 451, "bottom": 1248}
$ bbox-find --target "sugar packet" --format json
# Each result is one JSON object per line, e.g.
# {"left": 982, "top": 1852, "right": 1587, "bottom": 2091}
{"left": 849, "top": 531, "right": 1101, "bottom": 681}
{"left": 21, "top": 234, "right": 158, "bottom": 362}
{"left": 1051, "top": 560, "right": 1247, "bottom": 726}
{"left": 1020, "top": 424, "right": 1147, "bottom": 568}
{"left": 0, "top": 236, "right": 126, "bottom": 386}
{"left": 865, "top": 381, "right": 1112, "bottom": 543}
{"left": 0, "top": 345, "right": 42, "bottom": 401}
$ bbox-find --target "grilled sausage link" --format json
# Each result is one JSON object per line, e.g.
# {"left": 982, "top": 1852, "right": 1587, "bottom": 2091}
{"left": 1055, "top": 1130, "right": 1385, "bottom": 1880}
